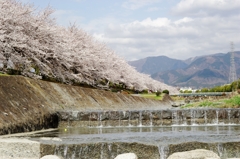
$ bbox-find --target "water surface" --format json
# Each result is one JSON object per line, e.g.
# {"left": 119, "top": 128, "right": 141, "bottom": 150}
{"left": 30, "top": 125, "right": 240, "bottom": 145}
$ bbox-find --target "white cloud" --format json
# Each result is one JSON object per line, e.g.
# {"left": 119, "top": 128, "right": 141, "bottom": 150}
{"left": 174, "top": 17, "right": 193, "bottom": 25}
{"left": 89, "top": 0, "right": 240, "bottom": 61}
{"left": 130, "top": 18, "right": 171, "bottom": 27}
{"left": 90, "top": 11, "right": 240, "bottom": 61}
{"left": 26, "top": 0, "right": 238, "bottom": 61}
{"left": 16, "top": 0, "right": 240, "bottom": 62}
{"left": 173, "top": 0, "right": 240, "bottom": 16}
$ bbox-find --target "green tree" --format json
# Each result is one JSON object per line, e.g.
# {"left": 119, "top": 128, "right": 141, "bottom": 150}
{"left": 184, "top": 90, "right": 192, "bottom": 93}
{"left": 156, "top": 91, "right": 161, "bottom": 96}
{"left": 201, "top": 88, "right": 209, "bottom": 92}
{"left": 223, "top": 84, "right": 232, "bottom": 92}
{"left": 162, "top": 89, "right": 169, "bottom": 94}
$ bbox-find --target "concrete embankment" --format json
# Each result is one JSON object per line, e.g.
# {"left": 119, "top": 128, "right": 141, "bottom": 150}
{"left": 0, "top": 76, "right": 171, "bottom": 135}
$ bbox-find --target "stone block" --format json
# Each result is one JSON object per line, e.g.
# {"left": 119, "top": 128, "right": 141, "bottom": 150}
{"left": 167, "top": 149, "right": 220, "bottom": 159}
{"left": 40, "top": 155, "right": 63, "bottom": 159}
{"left": 114, "top": 153, "right": 138, "bottom": 159}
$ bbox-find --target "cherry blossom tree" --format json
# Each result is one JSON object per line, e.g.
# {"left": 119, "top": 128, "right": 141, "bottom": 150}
{"left": 0, "top": 0, "right": 178, "bottom": 94}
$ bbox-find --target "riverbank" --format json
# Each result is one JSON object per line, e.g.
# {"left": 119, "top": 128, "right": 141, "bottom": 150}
{"left": 0, "top": 76, "right": 172, "bottom": 135}
{"left": 2, "top": 76, "right": 240, "bottom": 159}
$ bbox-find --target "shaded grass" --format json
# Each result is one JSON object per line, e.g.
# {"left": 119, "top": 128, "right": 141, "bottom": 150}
{"left": 140, "top": 93, "right": 164, "bottom": 100}
{"left": 0, "top": 72, "right": 9, "bottom": 76}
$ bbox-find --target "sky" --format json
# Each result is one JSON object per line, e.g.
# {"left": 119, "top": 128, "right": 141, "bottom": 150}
{"left": 19, "top": 0, "right": 240, "bottom": 61}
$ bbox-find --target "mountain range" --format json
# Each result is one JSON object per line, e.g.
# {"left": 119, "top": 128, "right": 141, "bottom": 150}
{"left": 129, "top": 51, "right": 240, "bottom": 88}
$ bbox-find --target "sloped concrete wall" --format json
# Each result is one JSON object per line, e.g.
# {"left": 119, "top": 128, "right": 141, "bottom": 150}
{"left": 0, "top": 76, "right": 171, "bottom": 135}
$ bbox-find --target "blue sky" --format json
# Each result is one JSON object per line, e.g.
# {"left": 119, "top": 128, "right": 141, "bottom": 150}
{"left": 20, "top": 0, "right": 240, "bottom": 61}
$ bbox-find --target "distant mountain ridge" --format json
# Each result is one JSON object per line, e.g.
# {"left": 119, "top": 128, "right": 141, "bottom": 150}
{"left": 129, "top": 56, "right": 188, "bottom": 75}
{"left": 129, "top": 51, "right": 240, "bottom": 88}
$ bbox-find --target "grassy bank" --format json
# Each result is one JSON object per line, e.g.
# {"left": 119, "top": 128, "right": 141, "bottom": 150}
{"left": 181, "top": 95, "right": 240, "bottom": 109}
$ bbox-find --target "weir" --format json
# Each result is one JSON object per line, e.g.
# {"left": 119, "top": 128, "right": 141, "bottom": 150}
{"left": 57, "top": 108, "right": 240, "bottom": 127}
{"left": 30, "top": 124, "right": 240, "bottom": 159}
{"left": 23, "top": 108, "right": 240, "bottom": 159}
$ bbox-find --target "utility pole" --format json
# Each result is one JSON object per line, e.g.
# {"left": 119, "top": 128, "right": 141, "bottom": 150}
{"left": 229, "top": 42, "right": 237, "bottom": 84}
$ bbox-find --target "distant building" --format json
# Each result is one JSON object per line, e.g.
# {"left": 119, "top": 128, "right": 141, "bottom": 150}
{"left": 180, "top": 87, "right": 192, "bottom": 91}
{"left": 180, "top": 87, "right": 198, "bottom": 93}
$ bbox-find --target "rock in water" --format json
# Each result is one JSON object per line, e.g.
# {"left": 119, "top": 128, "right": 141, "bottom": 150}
{"left": 114, "top": 153, "right": 138, "bottom": 159}
{"left": 167, "top": 149, "right": 220, "bottom": 159}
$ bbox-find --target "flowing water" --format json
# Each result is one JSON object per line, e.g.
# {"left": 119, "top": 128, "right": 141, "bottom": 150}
{"left": 28, "top": 108, "right": 240, "bottom": 159}
{"left": 31, "top": 125, "right": 240, "bottom": 144}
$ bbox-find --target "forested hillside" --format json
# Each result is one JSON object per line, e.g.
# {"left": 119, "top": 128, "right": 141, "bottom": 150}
{"left": 129, "top": 51, "right": 240, "bottom": 88}
{"left": 152, "top": 52, "right": 240, "bottom": 88}
{"left": 0, "top": 0, "right": 178, "bottom": 93}
{"left": 129, "top": 56, "right": 188, "bottom": 75}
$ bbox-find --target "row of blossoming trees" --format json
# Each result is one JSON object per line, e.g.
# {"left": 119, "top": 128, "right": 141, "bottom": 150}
{"left": 0, "top": 0, "right": 178, "bottom": 93}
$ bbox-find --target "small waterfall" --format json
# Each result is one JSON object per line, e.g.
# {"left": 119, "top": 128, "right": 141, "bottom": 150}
{"left": 105, "top": 111, "right": 109, "bottom": 127}
{"left": 239, "top": 110, "right": 240, "bottom": 124}
{"left": 204, "top": 125, "right": 208, "bottom": 132}
{"left": 228, "top": 124, "right": 232, "bottom": 135}
{"left": 123, "top": 111, "right": 126, "bottom": 117}
{"left": 118, "top": 111, "right": 121, "bottom": 127}
{"left": 160, "top": 110, "right": 163, "bottom": 126}
{"left": 108, "top": 143, "right": 114, "bottom": 159}
{"left": 158, "top": 145, "right": 169, "bottom": 159}
{"left": 138, "top": 111, "right": 142, "bottom": 127}
{"left": 98, "top": 112, "right": 103, "bottom": 127}
{"left": 149, "top": 111, "right": 153, "bottom": 126}
{"left": 63, "top": 145, "right": 68, "bottom": 158}
{"left": 83, "top": 146, "right": 89, "bottom": 159}
{"left": 172, "top": 110, "right": 178, "bottom": 126}
{"left": 67, "top": 115, "right": 70, "bottom": 127}
{"left": 116, "top": 144, "right": 120, "bottom": 156}
{"left": 100, "top": 143, "right": 104, "bottom": 159}
{"left": 139, "top": 126, "right": 142, "bottom": 132}
{"left": 72, "top": 111, "right": 78, "bottom": 120}
{"left": 54, "top": 145, "right": 60, "bottom": 156}
{"left": 89, "top": 112, "right": 98, "bottom": 127}
{"left": 98, "top": 127, "right": 102, "bottom": 134}
{"left": 216, "top": 125, "right": 219, "bottom": 134}
{"left": 108, "top": 143, "right": 112, "bottom": 152}
{"left": 182, "top": 111, "right": 187, "bottom": 125}
{"left": 227, "top": 109, "right": 231, "bottom": 124}
{"left": 217, "top": 143, "right": 223, "bottom": 157}
{"left": 71, "top": 146, "right": 76, "bottom": 159}
{"left": 128, "top": 111, "right": 132, "bottom": 127}
{"left": 214, "top": 110, "right": 219, "bottom": 125}
{"left": 190, "top": 109, "right": 196, "bottom": 125}
{"left": 78, "top": 147, "right": 83, "bottom": 158}
{"left": 204, "top": 110, "right": 207, "bottom": 125}
{"left": 88, "top": 113, "right": 91, "bottom": 127}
